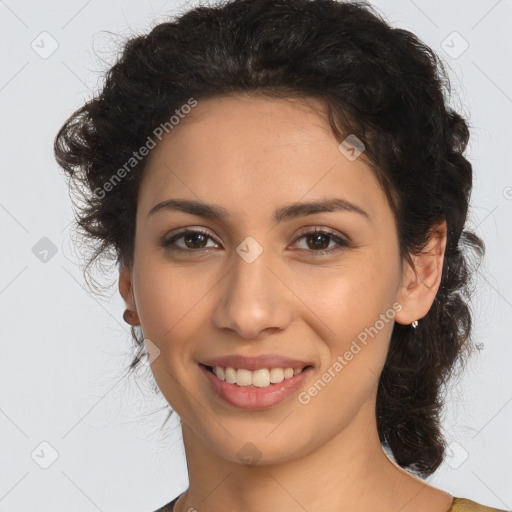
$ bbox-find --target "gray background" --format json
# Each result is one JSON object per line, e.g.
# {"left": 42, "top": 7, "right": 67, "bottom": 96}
{"left": 0, "top": 0, "right": 511, "bottom": 511}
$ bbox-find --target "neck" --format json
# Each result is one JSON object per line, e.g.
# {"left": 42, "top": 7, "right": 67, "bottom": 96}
{"left": 173, "top": 397, "right": 430, "bottom": 512}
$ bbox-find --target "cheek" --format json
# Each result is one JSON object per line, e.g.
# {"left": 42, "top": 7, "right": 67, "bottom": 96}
{"left": 296, "top": 275, "right": 396, "bottom": 420}
{"left": 294, "top": 254, "right": 397, "bottom": 333}
{"left": 134, "top": 258, "right": 205, "bottom": 321}
{"left": 293, "top": 256, "right": 398, "bottom": 380}
{"left": 132, "top": 266, "right": 207, "bottom": 414}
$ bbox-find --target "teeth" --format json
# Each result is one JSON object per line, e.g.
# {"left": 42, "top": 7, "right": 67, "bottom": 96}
{"left": 270, "top": 368, "right": 285, "bottom": 383}
{"left": 212, "top": 365, "right": 307, "bottom": 388}
{"left": 236, "top": 368, "right": 253, "bottom": 386}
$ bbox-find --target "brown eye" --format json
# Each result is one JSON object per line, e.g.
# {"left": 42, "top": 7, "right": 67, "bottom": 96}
{"left": 162, "top": 228, "right": 219, "bottom": 251}
{"left": 292, "top": 228, "right": 349, "bottom": 255}
{"left": 305, "top": 232, "right": 331, "bottom": 250}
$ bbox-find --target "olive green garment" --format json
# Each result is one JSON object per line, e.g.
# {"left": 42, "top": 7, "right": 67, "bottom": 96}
{"left": 152, "top": 495, "right": 510, "bottom": 512}
{"left": 449, "top": 497, "right": 510, "bottom": 512}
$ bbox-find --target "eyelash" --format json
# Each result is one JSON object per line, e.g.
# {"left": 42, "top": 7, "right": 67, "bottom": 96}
{"left": 161, "top": 227, "right": 350, "bottom": 256}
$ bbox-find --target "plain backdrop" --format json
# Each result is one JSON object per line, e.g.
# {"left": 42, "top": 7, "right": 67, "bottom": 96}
{"left": 1, "top": 0, "right": 511, "bottom": 511}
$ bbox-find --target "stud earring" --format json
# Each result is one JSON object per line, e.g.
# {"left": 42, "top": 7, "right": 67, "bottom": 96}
{"left": 123, "top": 309, "right": 138, "bottom": 325}
{"left": 411, "top": 320, "right": 419, "bottom": 328}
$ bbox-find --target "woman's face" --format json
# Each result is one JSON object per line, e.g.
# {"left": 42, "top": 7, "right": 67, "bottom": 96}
{"left": 121, "top": 93, "right": 413, "bottom": 464}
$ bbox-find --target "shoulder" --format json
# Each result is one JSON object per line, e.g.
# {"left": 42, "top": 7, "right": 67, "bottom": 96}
{"left": 151, "top": 504, "right": 175, "bottom": 512}
{"left": 450, "top": 497, "right": 510, "bottom": 512}
{"left": 151, "top": 495, "right": 180, "bottom": 512}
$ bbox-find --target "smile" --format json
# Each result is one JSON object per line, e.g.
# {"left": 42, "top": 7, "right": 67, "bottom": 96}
{"left": 199, "top": 363, "right": 315, "bottom": 410}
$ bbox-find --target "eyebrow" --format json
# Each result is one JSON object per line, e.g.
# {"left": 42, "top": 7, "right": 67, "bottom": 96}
{"left": 148, "top": 198, "right": 370, "bottom": 223}
{"left": 148, "top": 197, "right": 370, "bottom": 223}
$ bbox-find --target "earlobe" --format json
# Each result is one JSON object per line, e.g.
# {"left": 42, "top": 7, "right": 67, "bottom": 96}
{"left": 394, "top": 220, "right": 447, "bottom": 325}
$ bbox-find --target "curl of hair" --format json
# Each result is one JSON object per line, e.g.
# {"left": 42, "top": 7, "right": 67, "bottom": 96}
{"left": 54, "top": 0, "right": 485, "bottom": 478}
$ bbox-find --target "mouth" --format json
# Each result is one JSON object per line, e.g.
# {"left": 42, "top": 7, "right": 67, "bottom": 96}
{"left": 199, "top": 362, "right": 315, "bottom": 409}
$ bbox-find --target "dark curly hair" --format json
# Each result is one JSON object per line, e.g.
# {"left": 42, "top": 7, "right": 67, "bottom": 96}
{"left": 54, "top": 0, "right": 485, "bottom": 479}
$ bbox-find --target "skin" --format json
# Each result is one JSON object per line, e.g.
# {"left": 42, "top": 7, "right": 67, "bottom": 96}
{"left": 119, "top": 93, "right": 452, "bottom": 512}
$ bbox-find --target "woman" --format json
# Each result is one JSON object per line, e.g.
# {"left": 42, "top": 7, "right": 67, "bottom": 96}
{"left": 53, "top": 0, "right": 508, "bottom": 511}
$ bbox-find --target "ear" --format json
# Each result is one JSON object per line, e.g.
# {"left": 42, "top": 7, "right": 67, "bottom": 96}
{"left": 119, "top": 264, "right": 140, "bottom": 325}
{"left": 394, "top": 220, "right": 447, "bottom": 326}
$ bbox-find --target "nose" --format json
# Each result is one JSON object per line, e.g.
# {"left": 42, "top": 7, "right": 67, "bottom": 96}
{"left": 211, "top": 247, "right": 293, "bottom": 340}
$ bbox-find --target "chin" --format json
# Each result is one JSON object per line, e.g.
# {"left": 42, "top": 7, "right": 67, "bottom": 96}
{"left": 202, "top": 427, "right": 314, "bottom": 467}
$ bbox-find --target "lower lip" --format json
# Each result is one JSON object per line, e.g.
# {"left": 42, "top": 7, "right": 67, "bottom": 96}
{"left": 199, "top": 364, "right": 314, "bottom": 410}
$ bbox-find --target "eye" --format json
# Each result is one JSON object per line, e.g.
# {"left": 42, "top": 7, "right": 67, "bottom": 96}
{"left": 291, "top": 227, "right": 350, "bottom": 255}
{"left": 161, "top": 226, "right": 350, "bottom": 255}
{"left": 161, "top": 228, "right": 219, "bottom": 251}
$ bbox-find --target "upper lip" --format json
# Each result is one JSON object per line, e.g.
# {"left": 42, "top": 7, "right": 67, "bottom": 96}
{"left": 200, "top": 354, "right": 314, "bottom": 371}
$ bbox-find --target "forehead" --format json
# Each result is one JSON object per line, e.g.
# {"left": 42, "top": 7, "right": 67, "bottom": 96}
{"left": 138, "top": 93, "right": 387, "bottom": 226}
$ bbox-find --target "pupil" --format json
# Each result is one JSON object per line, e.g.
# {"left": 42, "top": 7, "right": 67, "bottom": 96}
{"left": 309, "top": 234, "right": 329, "bottom": 250}
{"left": 186, "top": 233, "right": 206, "bottom": 248}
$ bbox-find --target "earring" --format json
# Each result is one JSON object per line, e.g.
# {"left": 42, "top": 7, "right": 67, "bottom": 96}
{"left": 411, "top": 320, "right": 419, "bottom": 328}
{"left": 123, "top": 309, "right": 138, "bottom": 325}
